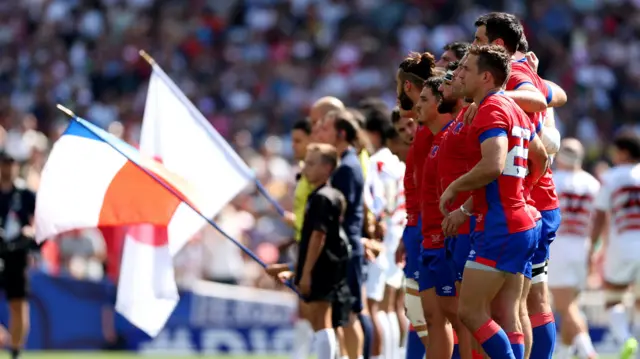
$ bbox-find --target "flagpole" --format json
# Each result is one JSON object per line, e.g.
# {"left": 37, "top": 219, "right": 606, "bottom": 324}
{"left": 137, "top": 50, "right": 286, "bottom": 217}
{"left": 55, "top": 104, "right": 300, "bottom": 296}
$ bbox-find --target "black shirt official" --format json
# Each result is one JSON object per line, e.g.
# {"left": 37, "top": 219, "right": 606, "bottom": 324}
{"left": 295, "top": 183, "right": 352, "bottom": 328}
{"left": 0, "top": 153, "right": 36, "bottom": 301}
{"left": 295, "top": 184, "right": 350, "bottom": 300}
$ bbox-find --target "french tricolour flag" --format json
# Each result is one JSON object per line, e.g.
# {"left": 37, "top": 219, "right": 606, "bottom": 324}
{"left": 35, "top": 113, "right": 250, "bottom": 337}
{"left": 35, "top": 118, "right": 208, "bottom": 242}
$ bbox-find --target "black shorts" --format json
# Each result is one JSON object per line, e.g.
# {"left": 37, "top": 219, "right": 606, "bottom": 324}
{"left": 0, "top": 251, "right": 29, "bottom": 300}
{"left": 304, "top": 260, "right": 348, "bottom": 303}
{"left": 332, "top": 285, "right": 353, "bottom": 328}
{"left": 347, "top": 254, "right": 365, "bottom": 313}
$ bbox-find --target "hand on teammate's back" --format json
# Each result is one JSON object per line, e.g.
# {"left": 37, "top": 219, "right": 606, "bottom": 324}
{"left": 463, "top": 103, "right": 478, "bottom": 125}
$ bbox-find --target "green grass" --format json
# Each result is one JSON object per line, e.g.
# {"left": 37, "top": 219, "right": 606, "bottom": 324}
{"left": 10, "top": 354, "right": 619, "bottom": 359}
{"left": 16, "top": 354, "right": 287, "bottom": 359}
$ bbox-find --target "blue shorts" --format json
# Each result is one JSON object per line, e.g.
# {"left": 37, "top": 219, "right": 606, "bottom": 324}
{"left": 469, "top": 223, "right": 539, "bottom": 277}
{"left": 402, "top": 217, "right": 423, "bottom": 281}
{"left": 347, "top": 254, "right": 365, "bottom": 313}
{"left": 446, "top": 234, "right": 472, "bottom": 282}
{"left": 531, "top": 208, "right": 562, "bottom": 266}
{"left": 418, "top": 247, "right": 457, "bottom": 296}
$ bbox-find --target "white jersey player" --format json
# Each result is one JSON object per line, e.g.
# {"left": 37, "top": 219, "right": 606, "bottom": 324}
{"left": 590, "top": 132, "right": 640, "bottom": 359}
{"left": 363, "top": 146, "right": 404, "bottom": 300}
{"left": 549, "top": 138, "right": 599, "bottom": 359}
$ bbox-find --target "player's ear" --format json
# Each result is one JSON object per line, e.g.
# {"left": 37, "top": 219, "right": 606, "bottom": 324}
{"left": 493, "top": 38, "right": 505, "bottom": 48}
{"left": 404, "top": 80, "right": 411, "bottom": 92}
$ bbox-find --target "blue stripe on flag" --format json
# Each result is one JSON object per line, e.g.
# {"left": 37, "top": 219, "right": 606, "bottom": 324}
{"left": 64, "top": 118, "right": 147, "bottom": 168}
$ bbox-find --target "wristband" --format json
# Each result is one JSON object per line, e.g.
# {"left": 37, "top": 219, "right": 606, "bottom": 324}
{"left": 288, "top": 263, "right": 295, "bottom": 272}
{"left": 460, "top": 205, "right": 473, "bottom": 217}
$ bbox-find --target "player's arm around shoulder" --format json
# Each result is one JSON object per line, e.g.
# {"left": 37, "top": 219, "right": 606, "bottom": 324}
{"left": 544, "top": 80, "right": 567, "bottom": 108}
{"left": 504, "top": 83, "right": 548, "bottom": 113}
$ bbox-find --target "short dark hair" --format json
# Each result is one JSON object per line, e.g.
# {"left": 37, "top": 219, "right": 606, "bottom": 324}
{"left": 391, "top": 107, "right": 401, "bottom": 124}
{"left": 423, "top": 76, "right": 445, "bottom": 98}
{"left": 292, "top": 118, "right": 312, "bottom": 135}
{"left": 398, "top": 52, "right": 437, "bottom": 87}
{"left": 331, "top": 110, "right": 359, "bottom": 145}
{"left": 385, "top": 128, "right": 400, "bottom": 143}
{"left": 614, "top": 132, "right": 640, "bottom": 161}
{"left": 474, "top": 12, "right": 523, "bottom": 54}
{"left": 443, "top": 42, "right": 470, "bottom": 61}
{"left": 363, "top": 106, "right": 393, "bottom": 143}
{"left": 346, "top": 107, "right": 366, "bottom": 127}
{"left": 518, "top": 36, "right": 529, "bottom": 53}
{"left": 446, "top": 61, "right": 460, "bottom": 72}
{"left": 468, "top": 45, "right": 511, "bottom": 87}
{"left": 358, "top": 97, "right": 388, "bottom": 113}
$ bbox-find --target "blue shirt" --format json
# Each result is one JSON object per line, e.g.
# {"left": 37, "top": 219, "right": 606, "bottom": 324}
{"left": 331, "top": 147, "right": 364, "bottom": 255}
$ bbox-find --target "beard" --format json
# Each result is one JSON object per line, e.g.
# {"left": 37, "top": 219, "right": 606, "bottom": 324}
{"left": 398, "top": 90, "right": 414, "bottom": 111}
{"left": 437, "top": 98, "right": 457, "bottom": 114}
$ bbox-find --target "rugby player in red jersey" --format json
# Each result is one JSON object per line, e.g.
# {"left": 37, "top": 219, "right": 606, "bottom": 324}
{"left": 415, "top": 75, "right": 456, "bottom": 359}
{"left": 472, "top": 13, "right": 568, "bottom": 359}
{"left": 436, "top": 59, "right": 478, "bottom": 359}
{"left": 439, "top": 45, "right": 548, "bottom": 359}
{"left": 394, "top": 52, "right": 439, "bottom": 355}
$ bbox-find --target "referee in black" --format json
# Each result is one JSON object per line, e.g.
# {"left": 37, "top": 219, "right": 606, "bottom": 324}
{"left": 0, "top": 152, "right": 36, "bottom": 359}
{"left": 274, "top": 143, "right": 351, "bottom": 359}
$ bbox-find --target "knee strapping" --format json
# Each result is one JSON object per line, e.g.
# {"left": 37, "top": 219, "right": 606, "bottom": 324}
{"left": 404, "top": 279, "right": 427, "bottom": 336}
{"left": 532, "top": 261, "right": 548, "bottom": 284}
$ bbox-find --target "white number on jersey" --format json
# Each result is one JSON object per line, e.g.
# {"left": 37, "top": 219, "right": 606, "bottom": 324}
{"left": 503, "top": 126, "right": 531, "bottom": 178}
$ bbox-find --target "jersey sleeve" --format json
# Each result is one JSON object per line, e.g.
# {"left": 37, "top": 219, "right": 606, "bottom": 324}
{"left": 506, "top": 65, "right": 535, "bottom": 91}
{"left": 594, "top": 171, "right": 613, "bottom": 211}
{"left": 470, "top": 103, "right": 510, "bottom": 144}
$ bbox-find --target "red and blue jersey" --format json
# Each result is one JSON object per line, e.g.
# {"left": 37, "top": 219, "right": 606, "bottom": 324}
{"left": 405, "top": 126, "right": 433, "bottom": 226}
{"left": 468, "top": 92, "right": 537, "bottom": 234}
{"left": 506, "top": 59, "right": 559, "bottom": 212}
{"left": 437, "top": 106, "right": 475, "bottom": 235}
{"left": 421, "top": 121, "right": 453, "bottom": 249}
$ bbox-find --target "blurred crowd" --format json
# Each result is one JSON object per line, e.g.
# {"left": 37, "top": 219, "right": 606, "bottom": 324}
{"left": 0, "top": 0, "right": 636, "bottom": 287}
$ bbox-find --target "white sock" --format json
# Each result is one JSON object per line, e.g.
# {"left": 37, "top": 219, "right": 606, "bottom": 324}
{"left": 573, "top": 332, "right": 597, "bottom": 358}
{"left": 291, "top": 319, "right": 314, "bottom": 359}
{"left": 340, "top": 356, "right": 349, "bottom": 359}
{"left": 608, "top": 303, "right": 632, "bottom": 344}
{"left": 376, "top": 310, "right": 392, "bottom": 359}
{"left": 315, "top": 328, "right": 337, "bottom": 359}
{"left": 555, "top": 343, "right": 573, "bottom": 359}
{"left": 386, "top": 311, "right": 401, "bottom": 359}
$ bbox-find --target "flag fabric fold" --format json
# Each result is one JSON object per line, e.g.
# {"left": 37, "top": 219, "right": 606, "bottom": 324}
{"left": 116, "top": 61, "right": 254, "bottom": 336}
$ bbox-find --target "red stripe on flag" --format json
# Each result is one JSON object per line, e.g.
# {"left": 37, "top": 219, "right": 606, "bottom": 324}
{"left": 99, "top": 161, "right": 181, "bottom": 239}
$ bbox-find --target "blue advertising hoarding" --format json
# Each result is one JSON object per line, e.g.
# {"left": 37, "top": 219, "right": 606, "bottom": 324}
{"left": 0, "top": 271, "right": 622, "bottom": 354}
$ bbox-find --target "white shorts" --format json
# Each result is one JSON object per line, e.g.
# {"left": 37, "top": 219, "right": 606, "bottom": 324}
{"left": 547, "top": 237, "right": 588, "bottom": 289}
{"left": 386, "top": 265, "right": 404, "bottom": 289}
{"left": 603, "top": 239, "right": 640, "bottom": 285}
{"left": 366, "top": 254, "right": 389, "bottom": 302}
